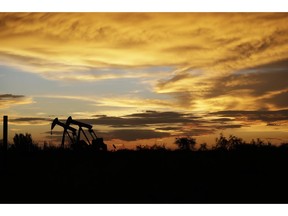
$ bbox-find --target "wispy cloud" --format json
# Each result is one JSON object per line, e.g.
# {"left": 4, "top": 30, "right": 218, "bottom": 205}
{"left": 1, "top": 13, "right": 288, "bottom": 113}
{"left": 211, "top": 109, "right": 288, "bottom": 126}
{"left": 85, "top": 110, "right": 202, "bottom": 127}
{"left": 9, "top": 117, "right": 51, "bottom": 125}
{"left": 36, "top": 94, "right": 176, "bottom": 110}
{"left": 155, "top": 59, "right": 288, "bottom": 111}
{"left": 1, "top": 13, "right": 288, "bottom": 81}
{"left": 99, "top": 129, "right": 171, "bottom": 141}
{"left": 0, "top": 93, "right": 34, "bottom": 109}
{"left": 69, "top": 110, "right": 245, "bottom": 141}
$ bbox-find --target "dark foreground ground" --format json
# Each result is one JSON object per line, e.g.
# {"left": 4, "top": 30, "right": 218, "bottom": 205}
{"left": 0, "top": 147, "right": 288, "bottom": 203}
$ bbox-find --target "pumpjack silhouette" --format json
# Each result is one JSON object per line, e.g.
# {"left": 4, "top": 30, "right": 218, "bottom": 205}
{"left": 51, "top": 116, "right": 107, "bottom": 151}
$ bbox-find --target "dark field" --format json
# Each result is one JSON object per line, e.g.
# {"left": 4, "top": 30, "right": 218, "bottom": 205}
{"left": 1, "top": 146, "right": 288, "bottom": 203}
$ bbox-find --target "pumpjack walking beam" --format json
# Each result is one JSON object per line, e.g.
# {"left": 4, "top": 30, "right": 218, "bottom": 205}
{"left": 66, "top": 116, "right": 107, "bottom": 151}
{"left": 51, "top": 118, "right": 77, "bottom": 148}
{"left": 65, "top": 116, "right": 94, "bottom": 145}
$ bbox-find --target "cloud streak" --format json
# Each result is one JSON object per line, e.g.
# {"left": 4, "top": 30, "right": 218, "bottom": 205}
{"left": 9, "top": 117, "right": 51, "bottom": 125}
{"left": 211, "top": 110, "right": 288, "bottom": 126}
{"left": 82, "top": 110, "right": 202, "bottom": 128}
{"left": 2, "top": 13, "right": 288, "bottom": 114}
{"left": 0, "top": 93, "right": 33, "bottom": 109}
{"left": 155, "top": 59, "right": 288, "bottom": 111}
{"left": 99, "top": 129, "right": 170, "bottom": 141}
{"left": 1, "top": 13, "right": 288, "bottom": 82}
{"left": 68, "top": 110, "right": 245, "bottom": 141}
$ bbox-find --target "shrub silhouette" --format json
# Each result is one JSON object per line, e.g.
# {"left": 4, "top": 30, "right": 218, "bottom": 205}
{"left": 13, "top": 133, "right": 38, "bottom": 151}
{"left": 175, "top": 136, "right": 196, "bottom": 151}
{"left": 215, "top": 134, "right": 244, "bottom": 150}
{"left": 279, "top": 143, "right": 288, "bottom": 149}
{"left": 250, "top": 138, "right": 268, "bottom": 146}
{"left": 215, "top": 133, "right": 229, "bottom": 150}
{"left": 199, "top": 143, "right": 208, "bottom": 151}
{"left": 136, "top": 144, "right": 168, "bottom": 151}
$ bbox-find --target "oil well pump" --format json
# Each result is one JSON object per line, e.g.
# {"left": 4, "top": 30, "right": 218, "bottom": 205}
{"left": 51, "top": 118, "right": 77, "bottom": 148}
{"left": 50, "top": 116, "right": 107, "bottom": 151}
{"left": 65, "top": 116, "right": 107, "bottom": 151}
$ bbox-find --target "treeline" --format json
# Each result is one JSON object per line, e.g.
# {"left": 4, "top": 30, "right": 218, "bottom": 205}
{"left": 134, "top": 133, "right": 288, "bottom": 153}
{"left": 1, "top": 133, "right": 288, "bottom": 203}
{"left": 2, "top": 132, "right": 288, "bottom": 153}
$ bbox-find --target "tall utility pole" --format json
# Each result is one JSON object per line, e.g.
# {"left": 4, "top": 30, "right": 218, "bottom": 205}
{"left": 3, "top": 115, "right": 8, "bottom": 150}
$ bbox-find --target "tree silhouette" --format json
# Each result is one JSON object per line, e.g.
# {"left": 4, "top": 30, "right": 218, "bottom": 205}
{"left": 199, "top": 143, "right": 208, "bottom": 151}
{"left": 227, "top": 135, "right": 243, "bottom": 149}
{"left": 215, "top": 133, "right": 243, "bottom": 150}
{"left": 13, "top": 133, "right": 37, "bottom": 151}
{"left": 215, "top": 133, "right": 229, "bottom": 150}
{"left": 251, "top": 138, "right": 266, "bottom": 146}
{"left": 175, "top": 136, "right": 196, "bottom": 151}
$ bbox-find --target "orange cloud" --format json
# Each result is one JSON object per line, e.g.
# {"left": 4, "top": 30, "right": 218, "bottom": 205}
{"left": 0, "top": 13, "right": 288, "bottom": 79}
{"left": 1, "top": 13, "right": 288, "bottom": 115}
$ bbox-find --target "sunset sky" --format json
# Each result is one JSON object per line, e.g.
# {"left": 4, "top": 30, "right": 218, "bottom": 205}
{"left": 0, "top": 13, "right": 288, "bottom": 149}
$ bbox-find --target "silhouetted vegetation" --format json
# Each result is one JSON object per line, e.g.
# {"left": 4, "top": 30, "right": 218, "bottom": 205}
{"left": 0, "top": 132, "right": 288, "bottom": 203}
{"left": 198, "top": 143, "right": 208, "bottom": 151}
{"left": 175, "top": 136, "right": 196, "bottom": 151}
{"left": 136, "top": 144, "right": 168, "bottom": 151}
{"left": 12, "top": 133, "right": 39, "bottom": 152}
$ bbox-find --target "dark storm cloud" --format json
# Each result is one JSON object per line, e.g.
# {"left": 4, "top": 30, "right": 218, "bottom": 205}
{"left": 109, "top": 124, "right": 141, "bottom": 128}
{"left": 215, "top": 124, "right": 243, "bottom": 129}
{"left": 98, "top": 129, "right": 171, "bottom": 141}
{"left": 0, "top": 94, "right": 33, "bottom": 108}
{"left": 46, "top": 110, "right": 252, "bottom": 142}
{"left": 87, "top": 110, "right": 202, "bottom": 128}
{"left": 10, "top": 117, "right": 51, "bottom": 122}
{"left": 180, "top": 128, "right": 216, "bottom": 137}
{"left": 0, "top": 94, "right": 25, "bottom": 99}
{"left": 70, "top": 110, "right": 226, "bottom": 140}
{"left": 193, "top": 59, "right": 288, "bottom": 110}
{"left": 205, "top": 60, "right": 288, "bottom": 99}
{"left": 82, "top": 116, "right": 131, "bottom": 127}
{"left": 210, "top": 118, "right": 234, "bottom": 122}
{"left": 211, "top": 110, "right": 288, "bottom": 123}
{"left": 155, "top": 126, "right": 182, "bottom": 131}
{"left": 262, "top": 91, "right": 288, "bottom": 109}
{"left": 10, "top": 117, "right": 51, "bottom": 125}
{"left": 125, "top": 110, "right": 199, "bottom": 119}
{"left": 46, "top": 128, "right": 169, "bottom": 142}
{"left": 70, "top": 110, "right": 250, "bottom": 141}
